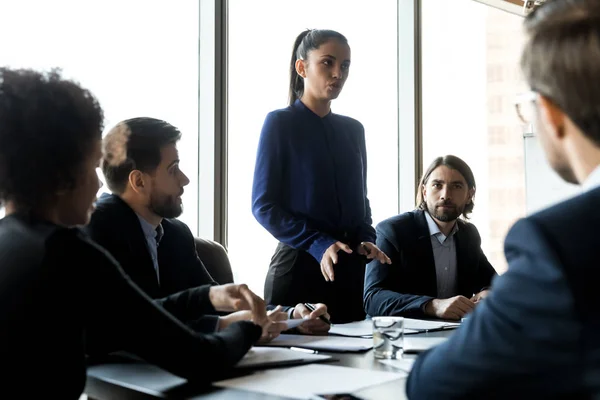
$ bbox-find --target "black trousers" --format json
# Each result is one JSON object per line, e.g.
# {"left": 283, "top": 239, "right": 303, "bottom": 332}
{"left": 264, "top": 242, "right": 367, "bottom": 324}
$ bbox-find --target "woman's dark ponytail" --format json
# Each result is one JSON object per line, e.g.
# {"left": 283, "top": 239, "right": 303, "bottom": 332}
{"left": 288, "top": 29, "right": 311, "bottom": 106}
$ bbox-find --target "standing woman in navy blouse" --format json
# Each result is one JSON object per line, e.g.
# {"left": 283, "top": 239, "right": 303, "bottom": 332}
{"left": 252, "top": 29, "right": 391, "bottom": 323}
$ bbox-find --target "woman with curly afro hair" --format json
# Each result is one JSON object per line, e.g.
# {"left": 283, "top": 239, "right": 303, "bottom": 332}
{"left": 0, "top": 68, "right": 269, "bottom": 398}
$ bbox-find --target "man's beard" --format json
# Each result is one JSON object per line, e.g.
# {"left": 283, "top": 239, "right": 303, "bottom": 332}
{"left": 427, "top": 201, "right": 462, "bottom": 222}
{"left": 150, "top": 192, "right": 183, "bottom": 219}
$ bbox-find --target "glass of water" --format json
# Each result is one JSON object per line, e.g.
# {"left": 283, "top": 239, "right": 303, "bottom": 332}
{"left": 372, "top": 316, "right": 404, "bottom": 359}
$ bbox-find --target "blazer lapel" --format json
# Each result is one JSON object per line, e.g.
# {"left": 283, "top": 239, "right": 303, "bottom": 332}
{"left": 413, "top": 210, "right": 438, "bottom": 297}
{"left": 107, "top": 195, "right": 161, "bottom": 296}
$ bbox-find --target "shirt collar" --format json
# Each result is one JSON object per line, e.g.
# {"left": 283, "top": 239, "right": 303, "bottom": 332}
{"left": 583, "top": 164, "right": 600, "bottom": 192}
{"left": 424, "top": 211, "right": 458, "bottom": 242}
{"left": 293, "top": 99, "right": 332, "bottom": 119}
{"left": 136, "top": 214, "right": 163, "bottom": 243}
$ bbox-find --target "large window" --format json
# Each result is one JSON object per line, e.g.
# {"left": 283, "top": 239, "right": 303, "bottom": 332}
{"left": 228, "top": 0, "right": 399, "bottom": 295}
{"left": 422, "top": 0, "right": 527, "bottom": 273}
{"left": 0, "top": 0, "right": 200, "bottom": 233}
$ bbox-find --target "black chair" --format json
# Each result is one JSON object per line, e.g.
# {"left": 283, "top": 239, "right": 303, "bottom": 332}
{"left": 194, "top": 237, "right": 234, "bottom": 284}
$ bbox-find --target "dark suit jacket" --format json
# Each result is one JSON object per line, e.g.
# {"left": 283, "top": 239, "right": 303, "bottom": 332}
{"left": 407, "top": 187, "right": 600, "bottom": 399}
{"left": 86, "top": 193, "right": 221, "bottom": 332}
{"left": 86, "top": 193, "right": 290, "bottom": 332}
{"left": 364, "top": 209, "right": 497, "bottom": 318}
{"left": 87, "top": 194, "right": 217, "bottom": 297}
{"left": 0, "top": 213, "right": 260, "bottom": 397}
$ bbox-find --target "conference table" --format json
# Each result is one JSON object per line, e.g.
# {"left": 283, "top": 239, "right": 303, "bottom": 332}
{"left": 85, "top": 329, "right": 454, "bottom": 400}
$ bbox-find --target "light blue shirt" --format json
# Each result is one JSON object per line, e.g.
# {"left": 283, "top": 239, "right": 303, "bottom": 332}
{"left": 424, "top": 211, "right": 459, "bottom": 299}
{"left": 136, "top": 214, "right": 164, "bottom": 285}
{"left": 583, "top": 164, "right": 600, "bottom": 192}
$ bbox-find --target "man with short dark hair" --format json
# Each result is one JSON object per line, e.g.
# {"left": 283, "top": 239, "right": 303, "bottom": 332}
{"left": 88, "top": 117, "right": 330, "bottom": 338}
{"left": 364, "top": 155, "right": 496, "bottom": 320}
{"left": 407, "top": 1, "right": 600, "bottom": 398}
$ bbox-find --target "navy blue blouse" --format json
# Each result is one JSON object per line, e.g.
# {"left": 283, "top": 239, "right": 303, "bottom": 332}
{"left": 251, "top": 100, "right": 376, "bottom": 262}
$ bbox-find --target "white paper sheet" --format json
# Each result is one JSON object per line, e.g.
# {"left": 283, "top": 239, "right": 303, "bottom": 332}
{"left": 404, "top": 318, "right": 460, "bottom": 332}
{"left": 403, "top": 336, "right": 448, "bottom": 353}
{"left": 260, "top": 334, "right": 373, "bottom": 352}
{"left": 329, "top": 320, "right": 373, "bottom": 337}
{"left": 378, "top": 358, "right": 415, "bottom": 374}
{"left": 328, "top": 318, "right": 458, "bottom": 337}
{"left": 214, "top": 364, "right": 405, "bottom": 399}
{"left": 285, "top": 318, "right": 307, "bottom": 329}
{"left": 236, "top": 347, "right": 331, "bottom": 368}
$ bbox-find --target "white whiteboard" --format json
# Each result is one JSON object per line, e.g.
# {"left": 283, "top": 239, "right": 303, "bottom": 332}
{"left": 524, "top": 134, "right": 581, "bottom": 214}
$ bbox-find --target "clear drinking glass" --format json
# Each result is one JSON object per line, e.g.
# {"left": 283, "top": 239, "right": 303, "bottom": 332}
{"left": 373, "top": 316, "right": 404, "bottom": 359}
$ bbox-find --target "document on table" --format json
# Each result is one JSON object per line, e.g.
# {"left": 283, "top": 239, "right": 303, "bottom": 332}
{"left": 329, "top": 320, "right": 373, "bottom": 337}
{"left": 285, "top": 319, "right": 306, "bottom": 329}
{"left": 215, "top": 364, "right": 405, "bottom": 399}
{"left": 260, "top": 334, "right": 373, "bottom": 352}
{"left": 328, "top": 318, "right": 460, "bottom": 337}
{"left": 236, "top": 347, "right": 331, "bottom": 368}
{"left": 403, "top": 336, "right": 448, "bottom": 353}
{"left": 404, "top": 318, "right": 460, "bottom": 333}
{"left": 379, "top": 358, "right": 415, "bottom": 374}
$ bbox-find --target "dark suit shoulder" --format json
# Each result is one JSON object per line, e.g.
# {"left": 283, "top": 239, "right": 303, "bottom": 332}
{"left": 87, "top": 205, "right": 112, "bottom": 233}
{"left": 162, "top": 218, "right": 194, "bottom": 239}
{"left": 527, "top": 187, "right": 599, "bottom": 235}
{"left": 87, "top": 193, "right": 141, "bottom": 237}
{"left": 90, "top": 194, "right": 126, "bottom": 222}
{"left": 376, "top": 210, "right": 422, "bottom": 238}
{"left": 507, "top": 188, "right": 600, "bottom": 274}
{"left": 92, "top": 193, "right": 131, "bottom": 219}
{"left": 505, "top": 188, "right": 600, "bottom": 324}
{"left": 456, "top": 218, "right": 482, "bottom": 242}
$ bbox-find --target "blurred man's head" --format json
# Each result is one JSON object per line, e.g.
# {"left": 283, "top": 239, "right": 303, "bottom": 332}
{"left": 102, "top": 117, "right": 190, "bottom": 221}
{"left": 520, "top": 0, "right": 600, "bottom": 184}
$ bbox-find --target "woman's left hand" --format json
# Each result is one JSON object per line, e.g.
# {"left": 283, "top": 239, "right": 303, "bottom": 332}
{"left": 358, "top": 242, "right": 392, "bottom": 264}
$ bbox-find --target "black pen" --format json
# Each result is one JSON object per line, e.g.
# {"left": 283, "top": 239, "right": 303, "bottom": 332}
{"left": 404, "top": 325, "right": 459, "bottom": 335}
{"left": 304, "top": 303, "right": 332, "bottom": 326}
